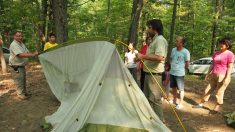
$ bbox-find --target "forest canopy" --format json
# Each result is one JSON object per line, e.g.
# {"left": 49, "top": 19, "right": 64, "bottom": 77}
{"left": 0, "top": 0, "right": 234, "bottom": 60}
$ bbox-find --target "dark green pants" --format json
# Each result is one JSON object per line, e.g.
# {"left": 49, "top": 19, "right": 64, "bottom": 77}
{"left": 144, "top": 74, "right": 164, "bottom": 121}
{"left": 10, "top": 66, "right": 26, "bottom": 95}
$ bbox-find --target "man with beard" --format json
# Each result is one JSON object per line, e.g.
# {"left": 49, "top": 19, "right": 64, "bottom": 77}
{"left": 137, "top": 19, "right": 168, "bottom": 121}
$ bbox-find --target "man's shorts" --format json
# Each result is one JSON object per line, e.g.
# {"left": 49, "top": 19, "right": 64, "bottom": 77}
{"left": 170, "top": 74, "right": 184, "bottom": 91}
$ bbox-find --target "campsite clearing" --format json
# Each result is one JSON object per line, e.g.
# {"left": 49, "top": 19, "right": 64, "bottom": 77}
{"left": 0, "top": 63, "right": 234, "bottom": 132}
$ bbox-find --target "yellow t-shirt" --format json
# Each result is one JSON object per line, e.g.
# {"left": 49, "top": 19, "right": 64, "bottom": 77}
{"left": 44, "top": 42, "right": 58, "bottom": 51}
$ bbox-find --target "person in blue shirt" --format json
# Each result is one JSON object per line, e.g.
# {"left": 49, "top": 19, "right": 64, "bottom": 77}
{"left": 170, "top": 36, "right": 190, "bottom": 109}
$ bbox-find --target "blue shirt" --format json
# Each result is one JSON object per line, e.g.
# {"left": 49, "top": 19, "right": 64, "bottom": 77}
{"left": 170, "top": 47, "right": 190, "bottom": 76}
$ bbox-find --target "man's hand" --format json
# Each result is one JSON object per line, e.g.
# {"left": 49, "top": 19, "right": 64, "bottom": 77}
{"left": 136, "top": 53, "right": 144, "bottom": 60}
{"left": 33, "top": 51, "right": 39, "bottom": 57}
{"left": 160, "top": 56, "right": 165, "bottom": 61}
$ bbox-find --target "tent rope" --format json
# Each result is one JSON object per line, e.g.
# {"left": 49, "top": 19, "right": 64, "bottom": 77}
{"left": 57, "top": 36, "right": 186, "bottom": 132}
{"left": 114, "top": 39, "right": 187, "bottom": 132}
{"left": 142, "top": 60, "right": 187, "bottom": 132}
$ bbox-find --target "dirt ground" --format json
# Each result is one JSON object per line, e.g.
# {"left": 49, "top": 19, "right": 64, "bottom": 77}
{"left": 0, "top": 63, "right": 234, "bottom": 132}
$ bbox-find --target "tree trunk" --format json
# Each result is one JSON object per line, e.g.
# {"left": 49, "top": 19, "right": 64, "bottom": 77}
{"left": 0, "top": 51, "right": 7, "bottom": 74}
{"left": 51, "top": 0, "right": 68, "bottom": 43}
{"left": 191, "top": 13, "right": 195, "bottom": 57}
{"left": 0, "top": 0, "right": 8, "bottom": 73}
{"left": 0, "top": 0, "right": 3, "bottom": 12}
{"left": 128, "top": 0, "right": 143, "bottom": 46}
{"left": 0, "top": 37, "right": 6, "bottom": 74}
{"left": 211, "top": 0, "right": 222, "bottom": 55}
{"left": 106, "top": 0, "right": 111, "bottom": 35}
{"left": 48, "top": 0, "right": 54, "bottom": 33}
{"left": 167, "top": 0, "right": 178, "bottom": 61}
{"left": 39, "top": 0, "right": 48, "bottom": 50}
{"left": 34, "top": 0, "right": 47, "bottom": 51}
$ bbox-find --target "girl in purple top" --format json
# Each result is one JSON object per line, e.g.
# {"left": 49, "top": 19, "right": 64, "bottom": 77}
{"left": 193, "top": 37, "right": 234, "bottom": 114}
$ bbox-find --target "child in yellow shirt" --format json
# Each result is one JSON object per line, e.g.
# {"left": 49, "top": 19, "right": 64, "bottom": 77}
{"left": 44, "top": 33, "right": 58, "bottom": 51}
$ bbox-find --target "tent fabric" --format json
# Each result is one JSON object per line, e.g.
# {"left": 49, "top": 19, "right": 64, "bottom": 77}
{"left": 39, "top": 41, "right": 171, "bottom": 132}
{"left": 79, "top": 123, "right": 148, "bottom": 132}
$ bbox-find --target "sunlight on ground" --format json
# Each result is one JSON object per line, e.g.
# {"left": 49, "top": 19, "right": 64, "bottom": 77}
{"left": 0, "top": 79, "right": 15, "bottom": 96}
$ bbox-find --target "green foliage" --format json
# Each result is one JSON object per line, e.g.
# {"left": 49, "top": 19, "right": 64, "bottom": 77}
{"left": 0, "top": 0, "right": 41, "bottom": 48}
{"left": 225, "top": 111, "right": 235, "bottom": 128}
{"left": 68, "top": 0, "right": 132, "bottom": 43}
{"left": 1, "top": 0, "right": 235, "bottom": 57}
{"left": 40, "top": 120, "right": 53, "bottom": 132}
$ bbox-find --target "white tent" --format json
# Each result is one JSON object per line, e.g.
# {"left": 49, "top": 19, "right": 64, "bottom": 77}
{"left": 39, "top": 41, "right": 171, "bottom": 132}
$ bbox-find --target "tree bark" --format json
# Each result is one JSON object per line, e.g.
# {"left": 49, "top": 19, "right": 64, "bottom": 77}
{"left": 211, "top": 0, "right": 222, "bottom": 55}
{"left": 128, "top": 0, "right": 143, "bottom": 46}
{"left": 167, "top": 0, "right": 178, "bottom": 61}
{"left": 35, "top": 0, "right": 47, "bottom": 51}
{"left": 106, "top": 0, "right": 111, "bottom": 35}
{"left": 51, "top": 0, "right": 68, "bottom": 43}
{"left": 0, "top": 51, "right": 6, "bottom": 74}
{"left": 0, "top": 38, "right": 6, "bottom": 74}
{"left": 40, "top": 0, "right": 48, "bottom": 50}
{"left": 0, "top": 0, "right": 7, "bottom": 74}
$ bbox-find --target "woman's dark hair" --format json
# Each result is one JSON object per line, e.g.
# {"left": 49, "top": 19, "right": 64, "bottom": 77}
{"left": 145, "top": 36, "right": 152, "bottom": 42}
{"left": 218, "top": 37, "right": 233, "bottom": 50}
{"left": 146, "top": 19, "right": 163, "bottom": 35}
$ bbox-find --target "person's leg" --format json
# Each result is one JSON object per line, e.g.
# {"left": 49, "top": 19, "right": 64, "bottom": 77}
{"left": 176, "top": 76, "right": 185, "bottom": 108}
{"left": 143, "top": 75, "right": 150, "bottom": 97}
{"left": 170, "top": 74, "right": 177, "bottom": 104}
{"left": 132, "top": 67, "right": 137, "bottom": 82}
{"left": 213, "top": 74, "right": 230, "bottom": 112}
{"left": 140, "top": 69, "right": 145, "bottom": 91}
{"left": 200, "top": 74, "right": 218, "bottom": 105}
{"left": 179, "top": 90, "right": 184, "bottom": 104}
{"left": 147, "top": 75, "right": 164, "bottom": 121}
{"left": 172, "top": 88, "right": 177, "bottom": 104}
{"left": 165, "top": 84, "right": 170, "bottom": 99}
{"left": 193, "top": 74, "right": 218, "bottom": 108}
{"left": 10, "top": 67, "right": 27, "bottom": 98}
{"left": 128, "top": 68, "right": 137, "bottom": 82}
{"left": 18, "top": 67, "right": 26, "bottom": 95}
{"left": 128, "top": 68, "right": 133, "bottom": 76}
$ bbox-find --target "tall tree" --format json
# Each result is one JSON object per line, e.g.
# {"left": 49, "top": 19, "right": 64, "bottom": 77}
{"left": 128, "top": 0, "right": 144, "bottom": 45}
{"left": 51, "top": 0, "right": 68, "bottom": 43}
{"left": 167, "top": 0, "right": 178, "bottom": 60}
{"left": 35, "top": 0, "right": 48, "bottom": 51}
{"left": 0, "top": 36, "right": 6, "bottom": 74}
{"left": 106, "top": 0, "right": 111, "bottom": 35}
{"left": 40, "top": 0, "right": 48, "bottom": 49}
{"left": 211, "top": 0, "right": 223, "bottom": 55}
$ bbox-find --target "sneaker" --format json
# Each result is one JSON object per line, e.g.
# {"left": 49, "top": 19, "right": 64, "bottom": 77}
{"left": 175, "top": 104, "right": 183, "bottom": 109}
{"left": 192, "top": 105, "right": 203, "bottom": 108}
